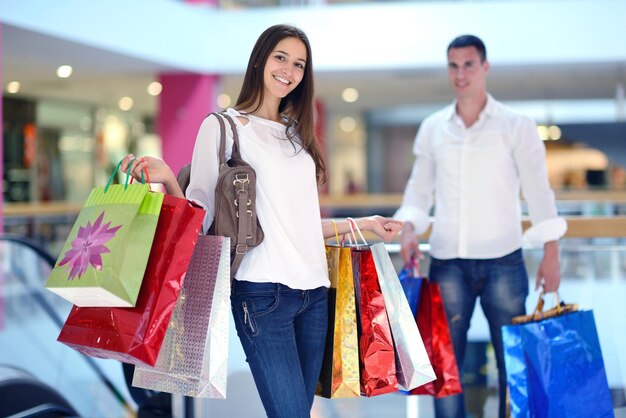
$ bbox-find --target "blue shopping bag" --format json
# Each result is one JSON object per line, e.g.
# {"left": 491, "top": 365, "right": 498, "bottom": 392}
{"left": 398, "top": 257, "right": 423, "bottom": 317}
{"left": 503, "top": 303, "right": 613, "bottom": 418}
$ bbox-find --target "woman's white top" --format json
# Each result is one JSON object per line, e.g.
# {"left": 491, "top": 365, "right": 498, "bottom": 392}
{"left": 186, "top": 108, "right": 330, "bottom": 290}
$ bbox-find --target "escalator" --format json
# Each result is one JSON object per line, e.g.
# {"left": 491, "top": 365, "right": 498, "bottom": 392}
{"left": 0, "top": 234, "right": 134, "bottom": 417}
{"left": 0, "top": 365, "right": 78, "bottom": 418}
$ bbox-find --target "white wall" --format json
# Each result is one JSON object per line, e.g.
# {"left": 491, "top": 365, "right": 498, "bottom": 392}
{"left": 2, "top": 0, "right": 626, "bottom": 73}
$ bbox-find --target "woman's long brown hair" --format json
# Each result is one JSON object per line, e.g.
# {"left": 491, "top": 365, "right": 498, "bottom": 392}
{"left": 235, "top": 24, "right": 326, "bottom": 185}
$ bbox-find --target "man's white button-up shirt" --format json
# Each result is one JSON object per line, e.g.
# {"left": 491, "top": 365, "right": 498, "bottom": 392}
{"left": 395, "top": 95, "right": 567, "bottom": 260}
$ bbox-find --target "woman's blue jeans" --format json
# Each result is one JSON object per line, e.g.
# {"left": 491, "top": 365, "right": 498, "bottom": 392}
{"left": 231, "top": 280, "right": 328, "bottom": 418}
{"left": 430, "top": 249, "right": 529, "bottom": 418}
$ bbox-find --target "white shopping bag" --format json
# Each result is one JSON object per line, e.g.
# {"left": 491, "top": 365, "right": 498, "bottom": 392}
{"left": 132, "top": 235, "right": 231, "bottom": 398}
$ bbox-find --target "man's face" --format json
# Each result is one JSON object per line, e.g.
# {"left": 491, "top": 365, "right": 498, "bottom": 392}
{"left": 447, "top": 46, "right": 490, "bottom": 99}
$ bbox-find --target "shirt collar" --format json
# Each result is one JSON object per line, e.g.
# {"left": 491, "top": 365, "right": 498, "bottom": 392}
{"left": 445, "top": 93, "right": 500, "bottom": 122}
{"left": 483, "top": 93, "right": 499, "bottom": 117}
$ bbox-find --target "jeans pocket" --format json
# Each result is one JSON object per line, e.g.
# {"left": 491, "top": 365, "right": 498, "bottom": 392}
{"left": 238, "top": 293, "right": 279, "bottom": 337}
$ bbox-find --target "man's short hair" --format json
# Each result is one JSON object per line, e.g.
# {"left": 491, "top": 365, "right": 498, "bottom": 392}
{"left": 447, "top": 35, "right": 487, "bottom": 62}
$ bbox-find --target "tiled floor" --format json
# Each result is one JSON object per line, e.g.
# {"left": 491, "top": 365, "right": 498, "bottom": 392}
{"left": 193, "top": 354, "right": 501, "bottom": 418}
{"left": 191, "top": 317, "right": 502, "bottom": 418}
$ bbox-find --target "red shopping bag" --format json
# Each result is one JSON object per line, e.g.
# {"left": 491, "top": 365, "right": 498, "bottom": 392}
{"left": 57, "top": 194, "right": 205, "bottom": 366}
{"left": 351, "top": 247, "right": 398, "bottom": 397}
{"left": 410, "top": 279, "right": 462, "bottom": 397}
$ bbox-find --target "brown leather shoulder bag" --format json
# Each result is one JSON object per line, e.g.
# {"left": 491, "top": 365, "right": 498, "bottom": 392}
{"left": 177, "top": 112, "right": 264, "bottom": 276}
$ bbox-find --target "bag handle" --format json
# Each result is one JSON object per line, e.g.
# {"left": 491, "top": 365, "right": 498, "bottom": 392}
{"left": 339, "top": 219, "right": 353, "bottom": 247}
{"left": 104, "top": 158, "right": 150, "bottom": 193}
{"left": 127, "top": 158, "right": 152, "bottom": 191}
{"left": 511, "top": 290, "right": 578, "bottom": 324}
{"left": 408, "top": 255, "right": 422, "bottom": 278}
{"left": 220, "top": 112, "right": 242, "bottom": 160}
{"left": 532, "top": 290, "right": 562, "bottom": 316}
{"left": 529, "top": 290, "right": 577, "bottom": 321}
{"left": 210, "top": 112, "right": 241, "bottom": 166}
{"left": 211, "top": 112, "right": 228, "bottom": 166}
{"left": 331, "top": 219, "right": 340, "bottom": 245}
{"left": 346, "top": 218, "right": 368, "bottom": 249}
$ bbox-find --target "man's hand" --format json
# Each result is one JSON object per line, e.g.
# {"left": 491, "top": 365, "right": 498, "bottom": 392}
{"left": 399, "top": 222, "right": 422, "bottom": 265}
{"left": 536, "top": 240, "right": 561, "bottom": 292}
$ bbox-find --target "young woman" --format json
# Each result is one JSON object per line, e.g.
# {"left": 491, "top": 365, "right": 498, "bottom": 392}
{"left": 122, "top": 24, "right": 402, "bottom": 418}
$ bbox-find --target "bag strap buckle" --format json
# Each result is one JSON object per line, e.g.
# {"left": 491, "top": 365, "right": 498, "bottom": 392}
{"left": 233, "top": 174, "right": 249, "bottom": 187}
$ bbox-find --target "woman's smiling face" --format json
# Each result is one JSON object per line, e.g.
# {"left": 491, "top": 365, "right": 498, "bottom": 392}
{"left": 263, "top": 36, "right": 307, "bottom": 100}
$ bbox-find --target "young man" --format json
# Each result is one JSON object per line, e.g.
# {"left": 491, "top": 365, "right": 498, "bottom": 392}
{"left": 395, "top": 35, "right": 566, "bottom": 418}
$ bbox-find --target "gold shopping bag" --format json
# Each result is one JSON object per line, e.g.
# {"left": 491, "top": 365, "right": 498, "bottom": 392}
{"left": 316, "top": 223, "right": 360, "bottom": 398}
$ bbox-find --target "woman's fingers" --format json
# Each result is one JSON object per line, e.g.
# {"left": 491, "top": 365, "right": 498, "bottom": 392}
{"left": 119, "top": 154, "right": 152, "bottom": 183}
{"left": 120, "top": 154, "right": 134, "bottom": 172}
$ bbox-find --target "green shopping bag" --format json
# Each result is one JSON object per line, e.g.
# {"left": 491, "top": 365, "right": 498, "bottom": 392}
{"left": 45, "top": 161, "right": 163, "bottom": 307}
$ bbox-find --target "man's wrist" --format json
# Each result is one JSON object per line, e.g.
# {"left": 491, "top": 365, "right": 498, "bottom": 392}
{"left": 402, "top": 222, "right": 416, "bottom": 235}
{"left": 544, "top": 240, "right": 559, "bottom": 254}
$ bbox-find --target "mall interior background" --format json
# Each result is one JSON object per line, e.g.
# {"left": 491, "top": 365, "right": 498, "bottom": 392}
{"left": 1, "top": 1, "right": 626, "bottom": 417}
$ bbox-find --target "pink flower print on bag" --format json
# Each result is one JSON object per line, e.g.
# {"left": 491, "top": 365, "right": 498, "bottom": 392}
{"left": 58, "top": 211, "right": 122, "bottom": 280}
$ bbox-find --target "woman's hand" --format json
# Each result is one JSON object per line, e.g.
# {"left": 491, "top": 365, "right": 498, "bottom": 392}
{"left": 120, "top": 154, "right": 184, "bottom": 197}
{"left": 356, "top": 216, "right": 403, "bottom": 242}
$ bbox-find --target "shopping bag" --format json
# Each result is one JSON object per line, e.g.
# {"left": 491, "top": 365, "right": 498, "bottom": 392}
{"left": 56, "top": 194, "right": 205, "bottom": 366}
{"left": 502, "top": 293, "right": 613, "bottom": 418}
{"left": 347, "top": 221, "right": 398, "bottom": 397}
{"left": 370, "top": 242, "right": 435, "bottom": 390}
{"left": 409, "top": 278, "right": 462, "bottom": 397}
{"left": 132, "top": 235, "right": 231, "bottom": 398}
{"left": 45, "top": 161, "right": 162, "bottom": 307}
{"left": 316, "top": 223, "right": 360, "bottom": 399}
{"left": 398, "top": 258, "right": 423, "bottom": 317}
{"left": 368, "top": 243, "right": 435, "bottom": 390}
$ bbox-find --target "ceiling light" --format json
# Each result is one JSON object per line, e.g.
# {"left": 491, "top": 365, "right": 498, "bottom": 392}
{"left": 147, "top": 82, "right": 162, "bottom": 96}
{"left": 217, "top": 93, "right": 231, "bottom": 108}
{"left": 341, "top": 88, "right": 359, "bottom": 103}
{"left": 56, "top": 65, "right": 73, "bottom": 78}
{"left": 79, "top": 117, "right": 93, "bottom": 131}
{"left": 6, "top": 81, "right": 20, "bottom": 94}
{"left": 118, "top": 97, "right": 134, "bottom": 111}
{"left": 548, "top": 125, "right": 561, "bottom": 140}
{"left": 340, "top": 117, "right": 356, "bottom": 132}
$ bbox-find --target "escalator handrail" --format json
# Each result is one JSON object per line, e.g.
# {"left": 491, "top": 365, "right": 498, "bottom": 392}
{"left": 0, "top": 233, "right": 57, "bottom": 266}
{"left": 7, "top": 403, "right": 78, "bottom": 418}
{"left": 0, "top": 233, "right": 133, "bottom": 414}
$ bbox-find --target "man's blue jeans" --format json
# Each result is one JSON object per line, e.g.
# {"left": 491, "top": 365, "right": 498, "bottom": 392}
{"left": 430, "top": 249, "right": 529, "bottom": 418}
{"left": 231, "top": 280, "right": 328, "bottom": 418}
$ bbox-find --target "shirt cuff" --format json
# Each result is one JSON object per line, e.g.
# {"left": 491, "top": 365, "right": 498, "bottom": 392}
{"left": 522, "top": 217, "right": 567, "bottom": 248}
{"left": 393, "top": 207, "right": 431, "bottom": 235}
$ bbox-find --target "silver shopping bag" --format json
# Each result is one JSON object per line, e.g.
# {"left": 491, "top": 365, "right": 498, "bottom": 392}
{"left": 132, "top": 235, "right": 230, "bottom": 398}
{"left": 370, "top": 242, "right": 436, "bottom": 390}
